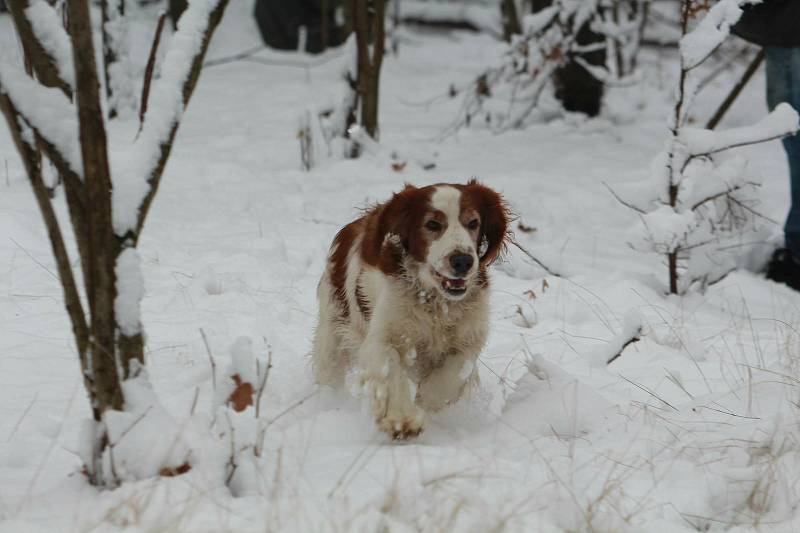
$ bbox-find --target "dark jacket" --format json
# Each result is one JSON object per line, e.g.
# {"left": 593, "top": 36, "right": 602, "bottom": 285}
{"left": 731, "top": 0, "right": 800, "bottom": 48}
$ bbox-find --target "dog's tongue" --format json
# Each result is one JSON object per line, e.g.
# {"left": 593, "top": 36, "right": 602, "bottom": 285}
{"left": 442, "top": 278, "right": 466, "bottom": 289}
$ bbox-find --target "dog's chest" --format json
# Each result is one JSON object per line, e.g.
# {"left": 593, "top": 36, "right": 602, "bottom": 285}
{"left": 388, "top": 291, "right": 486, "bottom": 378}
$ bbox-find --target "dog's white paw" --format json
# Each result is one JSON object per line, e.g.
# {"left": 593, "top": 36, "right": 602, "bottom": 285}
{"left": 376, "top": 404, "right": 426, "bottom": 440}
{"left": 359, "top": 374, "right": 426, "bottom": 440}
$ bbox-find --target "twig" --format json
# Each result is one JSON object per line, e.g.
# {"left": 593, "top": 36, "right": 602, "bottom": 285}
{"left": 199, "top": 328, "right": 216, "bottom": 393}
{"left": 603, "top": 181, "right": 646, "bottom": 214}
{"left": 138, "top": 11, "right": 168, "bottom": 131}
{"left": 5, "top": 392, "right": 38, "bottom": 442}
{"left": 255, "top": 343, "right": 272, "bottom": 419}
{"left": 618, "top": 374, "right": 678, "bottom": 411}
{"left": 189, "top": 386, "right": 200, "bottom": 416}
{"left": 224, "top": 410, "right": 237, "bottom": 485}
{"left": 510, "top": 239, "right": 562, "bottom": 277}
{"left": 109, "top": 406, "right": 153, "bottom": 446}
{"left": 706, "top": 49, "right": 765, "bottom": 130}
{"left": 606, "top": 327, "right": 642, "bottom": 365}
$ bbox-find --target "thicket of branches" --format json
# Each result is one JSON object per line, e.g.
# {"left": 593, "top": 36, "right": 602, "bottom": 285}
{"left": 443, "top": 0, "right": 647, "bottom": 137}
{"left": 0, "top": 0, "right": 228, "bottom": 485}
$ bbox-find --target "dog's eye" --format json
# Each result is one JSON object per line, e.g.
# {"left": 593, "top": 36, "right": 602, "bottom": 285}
{"left": 467, "top": 219, "right": 480, "bottom": 230}
{"left": 425, "top": 220, "right": 442, "bottom": 232}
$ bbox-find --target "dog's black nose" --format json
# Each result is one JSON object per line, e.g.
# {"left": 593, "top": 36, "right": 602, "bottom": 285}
{"left": 449, "top": 253, "right": 474, "bottom": 276}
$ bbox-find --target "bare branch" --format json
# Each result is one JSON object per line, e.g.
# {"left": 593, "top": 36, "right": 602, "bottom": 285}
{"left": 0, "top": 92, "right": 89, "bottom": 369}
{"left": 138, "top": 11, "right": 168, "bottom": 131}
{"left": 603, "top": 181, "right": 647, "bottom": 214}
{"left": 131, "top": 0, "right": 230, "bottom": 241}
{"left": 689, "top": 181, "right": 758, "bottom": 211}
{"left": 510, "top": 239, "right": 562, "bottom": 277}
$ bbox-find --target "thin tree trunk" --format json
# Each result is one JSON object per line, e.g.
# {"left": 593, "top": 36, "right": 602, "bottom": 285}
{"left": 68, "top": 0, "right": 126, "bottom": 413}
{"left": 351, "top": 0, "right": 385, "bottom": 140}
{"left": 169, "top": 0, "right": 187, "bottom": 30}
{"left": 321, "top": 0, "right": 329, "bottom": 51}
{"left": 501, "top": 0, "right": 521, "bottom": 42}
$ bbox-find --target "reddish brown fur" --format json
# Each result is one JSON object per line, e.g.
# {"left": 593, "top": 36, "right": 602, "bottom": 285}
{"left": 328, "top": 181, "right": 510, "bottom": 316}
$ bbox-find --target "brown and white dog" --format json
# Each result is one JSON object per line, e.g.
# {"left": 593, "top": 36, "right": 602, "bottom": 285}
{"left": 311, "top": 180, "right": 510, "bottom": 439}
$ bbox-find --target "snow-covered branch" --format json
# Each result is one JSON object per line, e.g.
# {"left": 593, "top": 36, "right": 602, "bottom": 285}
{"left": 0, "top": 62, "right": 82, "bottom": 175}
{"left": 681, "top": 103, "right": 799, "bottom": 156}
{"left": 24, "top": 0, "right": 75, "bottom": 90}
{"left": 114, "top": 0, "right": 230, "bottom": 238}
{"left": 680, "top": 0, "right": 758, "bottom": 70}
{"left": 6, "top": 0, "right": 73, "bottom": 97}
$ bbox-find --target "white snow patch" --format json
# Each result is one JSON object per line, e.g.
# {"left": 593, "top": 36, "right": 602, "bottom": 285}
{"left": 114, "top": 247, "right": 144, "bottom": 336}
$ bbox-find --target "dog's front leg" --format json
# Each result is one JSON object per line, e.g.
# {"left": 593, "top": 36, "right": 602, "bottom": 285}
{"left": 355, "top": 330, "right": 426, "bottom": 440}
{"left": 417, "top": 350, "right": 480, "bottom": 412}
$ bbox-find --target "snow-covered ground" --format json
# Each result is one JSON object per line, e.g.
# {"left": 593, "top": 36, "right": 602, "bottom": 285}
{"left": 2, "top": 2, "right": 800, "bottom": 531}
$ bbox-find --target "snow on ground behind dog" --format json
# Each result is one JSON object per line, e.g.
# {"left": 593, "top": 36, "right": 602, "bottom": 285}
{"left": 1, "top": 2, "right": 799, "bottom": 531}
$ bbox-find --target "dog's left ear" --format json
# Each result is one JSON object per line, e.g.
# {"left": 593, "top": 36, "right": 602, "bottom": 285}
{"left": 466, "top": 179, "right": 511, "bottom": 265}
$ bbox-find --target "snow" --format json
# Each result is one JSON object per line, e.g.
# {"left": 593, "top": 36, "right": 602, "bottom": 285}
{"left": 400, "top": 0, "right": 502, "bottom": 37}
{"left": 24, "top": 0, "right": 75, "bottom": 90}
{"left": 2, "top": 1, "right": 800, "bottom": 531}
{"left": 114, "top": 247, "right": 143, "bottom": 336}
{"left": 0, "top": 61, "right": 82, "bottom": 175}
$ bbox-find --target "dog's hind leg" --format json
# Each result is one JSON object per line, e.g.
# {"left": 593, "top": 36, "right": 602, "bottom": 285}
{"left": 311, "top": 277, "right": 348, "bottom": 388}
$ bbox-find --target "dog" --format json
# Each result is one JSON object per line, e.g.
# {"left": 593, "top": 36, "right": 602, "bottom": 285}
{"left": 311, "top": 180, "right": 510, "bottom": 439}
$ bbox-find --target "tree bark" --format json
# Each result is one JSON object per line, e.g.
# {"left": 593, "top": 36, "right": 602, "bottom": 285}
{"left": 501, "top": 0, "right": 521, "bottom": 42}
{"left": 168, "top": 0, "right": 187, "bottom": 30}
{"left": 350, "top": 0, "right": 385, "bottom": 140}
{"left": 68, "top": 0, "right": 126, "bottom": 413}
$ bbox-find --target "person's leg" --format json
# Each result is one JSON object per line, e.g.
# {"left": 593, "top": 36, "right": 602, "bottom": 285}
{"left": 766, "top": 47, "right": 800, "bottom": 259}
{"left": 784, "top": 49, "right": 800, "bottom": 259}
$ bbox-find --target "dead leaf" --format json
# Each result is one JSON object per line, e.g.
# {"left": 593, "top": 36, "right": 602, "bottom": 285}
{"left": 524, "top": 289, "right": 537, "bottom": 300}
{"left": 228, "top": 374, "right": 254, "bottom": 412}
{"left": 159, "top": 462, "right": 191, "bottom": 477}
{"left": 542, "top": 279, "right": 549, "bottom": 292}
{"left": 391, "top": 161, "right": 407, "bottom": 172}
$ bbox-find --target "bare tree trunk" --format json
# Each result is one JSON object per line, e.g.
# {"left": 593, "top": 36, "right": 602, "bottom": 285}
{"left": 169, "top": 0, "right": 187, "bottom": 30}
{"left": 501, "top": 0, "right": 521, "bottom": 42}
{"left": 68, "top": 0, "right": 126, "bottom": 412}
{"left": 351, "top": 0, "right": 385, "bottom": 140}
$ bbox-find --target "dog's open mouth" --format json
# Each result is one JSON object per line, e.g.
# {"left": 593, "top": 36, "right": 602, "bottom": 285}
{"left": 432, "top": 269, "right": 468, "bottom": 297}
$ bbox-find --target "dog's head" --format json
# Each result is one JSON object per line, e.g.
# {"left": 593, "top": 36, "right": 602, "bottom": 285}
{"left": 374, "top": 180, "right": 510, "bottom": 300}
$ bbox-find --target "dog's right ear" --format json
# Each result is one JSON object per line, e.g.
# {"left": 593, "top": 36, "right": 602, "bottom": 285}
{"left": 365, "top": 184, "right": 419, "bottom": 274}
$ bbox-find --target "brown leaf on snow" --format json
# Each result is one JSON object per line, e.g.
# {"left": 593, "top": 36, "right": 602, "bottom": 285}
{"left": 391, "top": 161, "right": 407, "bottom": 172}
{"left": 228, "top": 374, "right": 254, "bottom": 412}
{"left": 159, "top": 462, "right": 191, "bottom": 477}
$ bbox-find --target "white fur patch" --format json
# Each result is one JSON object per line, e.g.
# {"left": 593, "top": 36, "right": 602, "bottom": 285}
{"left": 428, "top": 186, "right": 476, "bottom": 276}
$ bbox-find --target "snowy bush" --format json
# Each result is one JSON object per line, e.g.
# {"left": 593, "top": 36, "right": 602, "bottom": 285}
{"left": 444, "top": 0, "right": 647, "bottom": 136}
{"left": 609, "top": 0, "right": 799, "bottom": 294}
{"left": 0, "top": 0, "right": 229, "bottom": 485}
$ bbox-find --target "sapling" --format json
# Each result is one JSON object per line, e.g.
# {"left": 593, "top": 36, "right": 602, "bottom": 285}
{"left": 0, "top": 0, "right": 229, "bottom": 485}
{"left": 609, "top": 0, "right": 799, "bottom": 294}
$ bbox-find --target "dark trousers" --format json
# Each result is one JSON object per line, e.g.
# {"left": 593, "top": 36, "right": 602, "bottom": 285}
{"left": 766, "top": 47, "right": 800, "bottom": 257}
